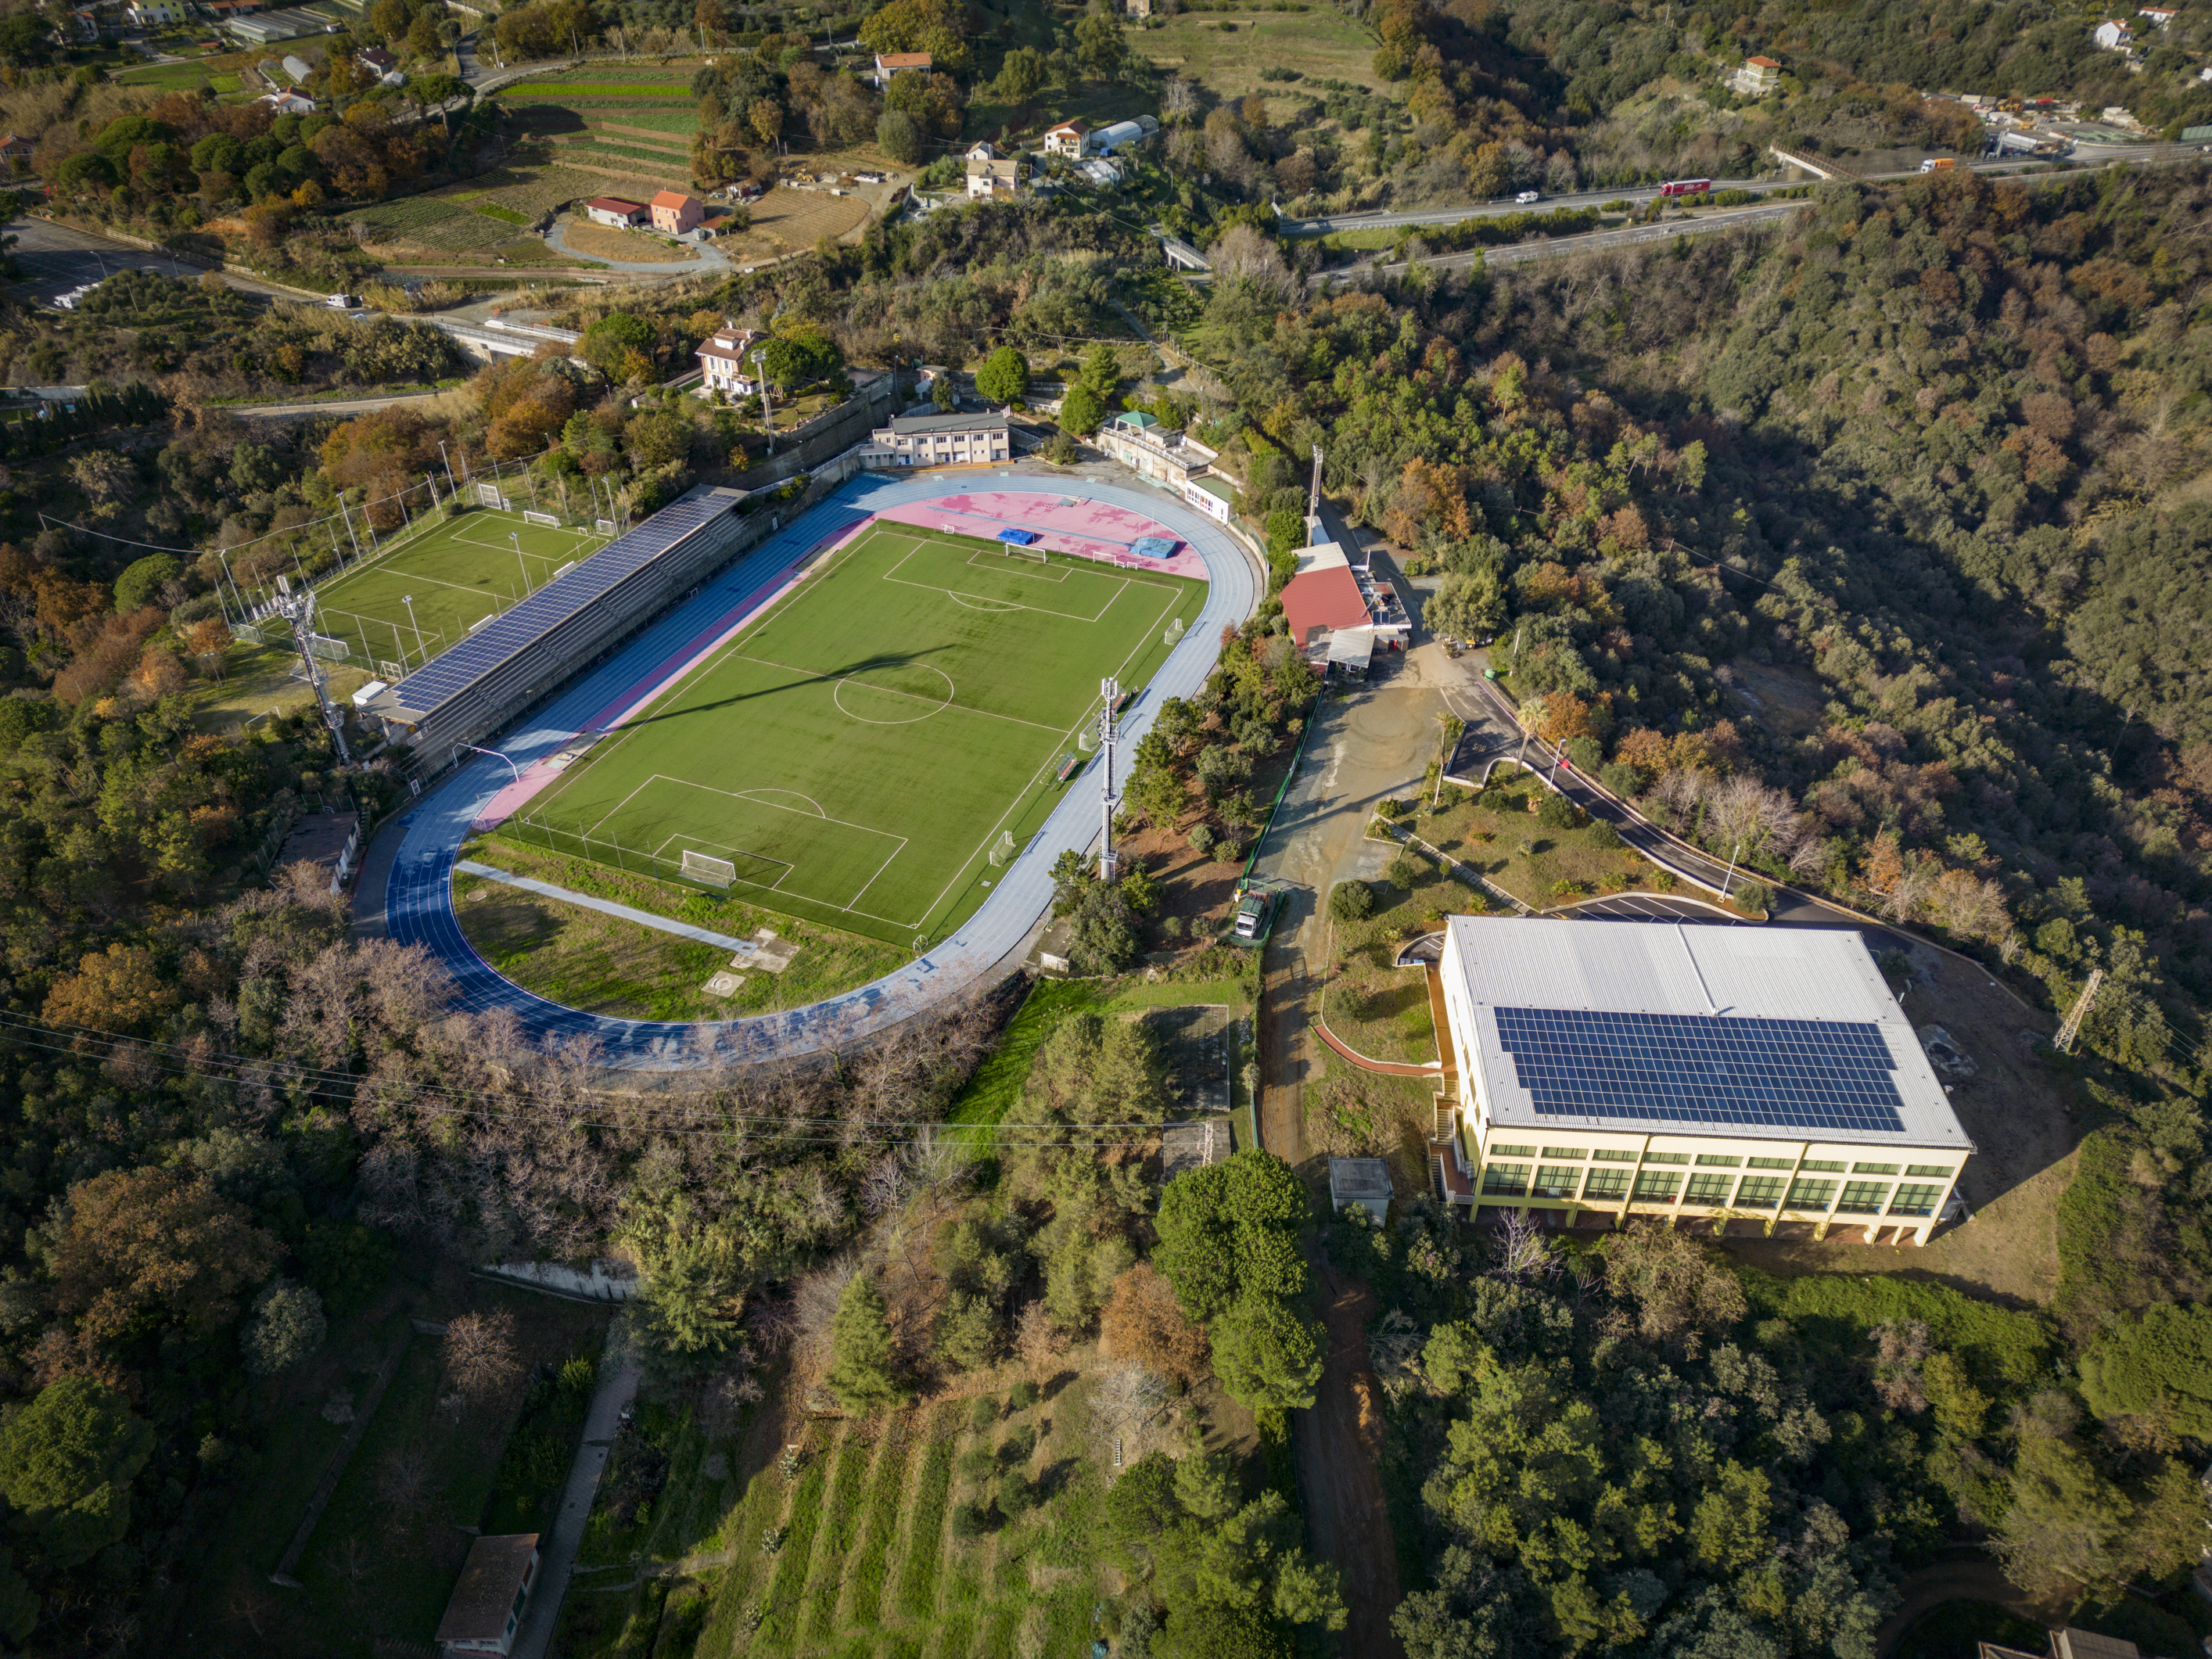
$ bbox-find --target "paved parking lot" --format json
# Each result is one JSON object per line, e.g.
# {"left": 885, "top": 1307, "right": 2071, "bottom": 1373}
{"left": 5, "top": 218, "right": 296, "bottom": 307}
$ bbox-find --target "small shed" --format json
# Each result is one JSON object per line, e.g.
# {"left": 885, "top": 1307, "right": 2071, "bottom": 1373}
{"left": 435, "top": 1532, "right": 540, "bottom": 1655}
{"left": 1326, "top": 627, "right": 1374, "bottom": 679}
{"left": 1329, "top": 1157, "right": 1392, "bottom": 1223}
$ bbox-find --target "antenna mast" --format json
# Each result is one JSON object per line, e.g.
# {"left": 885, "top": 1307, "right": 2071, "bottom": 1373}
{"left": 2054, "top": 968, "right": 2104, "bottom": 1054}
{"left": 281, "top": 590, "right": 351, "bottom": 765}
{"left": 1097, "top": 677, "right": 1120, "bottom": 883}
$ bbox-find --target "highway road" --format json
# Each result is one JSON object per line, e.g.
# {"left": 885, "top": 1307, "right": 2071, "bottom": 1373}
{"left": 1311, "top": 201, "right": 1806, "bottom": 287}
{"left": 1283, "top": 140, "right": 2207, "bottom": 237}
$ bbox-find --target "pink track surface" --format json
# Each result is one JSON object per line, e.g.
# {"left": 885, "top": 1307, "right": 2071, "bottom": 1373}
{"left": 875, "top": 490, "right": 1208, "bottom": 580}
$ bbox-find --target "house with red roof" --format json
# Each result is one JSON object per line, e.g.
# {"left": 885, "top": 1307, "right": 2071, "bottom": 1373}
{"left": 650, "top": 190, "right": 703, "bottom": 235}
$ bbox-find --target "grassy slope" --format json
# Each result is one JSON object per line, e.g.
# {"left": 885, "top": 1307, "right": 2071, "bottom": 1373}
{"left": 522, "top": 526, "right": 1205, "bottom": 944}
{"left": 1126, "top": 9, "right": 1384, "bottom": 99}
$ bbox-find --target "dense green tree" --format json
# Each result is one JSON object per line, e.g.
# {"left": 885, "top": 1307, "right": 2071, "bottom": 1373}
{"left": 825, "top": 1272, "right": 907, "bottom": 1413}
{"left": 975, "top": 345, "right": 1030, "bottom": 404}
{"left": 2078, "top": 1302, "right": 2212, "bottom": 1444}
{"left": 0, "top": 1379, "right": 154, "bottom": 1571}
{"left": 240, "top": 1280, "right": 326, "bottom": 1376}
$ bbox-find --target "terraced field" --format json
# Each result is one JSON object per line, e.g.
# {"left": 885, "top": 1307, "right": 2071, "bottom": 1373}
{"left": 564, "top": 1381, "right": 1112, "bottom": 1659}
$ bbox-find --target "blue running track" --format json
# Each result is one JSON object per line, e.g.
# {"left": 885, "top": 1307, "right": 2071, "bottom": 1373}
{"left": 378, "top": 468, "right": 1258, "bottom": 1071}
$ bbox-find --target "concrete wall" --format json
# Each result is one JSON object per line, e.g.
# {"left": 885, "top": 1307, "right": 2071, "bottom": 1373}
{"left": 706, "top": 372, "right": 902, "bottom": 494}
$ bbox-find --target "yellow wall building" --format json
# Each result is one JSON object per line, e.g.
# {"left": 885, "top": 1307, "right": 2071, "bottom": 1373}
{"left": 1436, "top": 916, "right": 1973, "bottom": 1245}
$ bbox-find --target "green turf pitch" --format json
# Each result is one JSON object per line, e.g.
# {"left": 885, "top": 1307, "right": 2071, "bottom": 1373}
{"left": 515, "top": 524, "right": 1210, "bottom": 943}
{"left": 308, "top": 508, "right": 609, "bottom": 676}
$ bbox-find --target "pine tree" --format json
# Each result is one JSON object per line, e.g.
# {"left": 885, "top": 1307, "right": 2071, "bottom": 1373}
{"left": 825, "top": 1272, "right": 907, "bottom": 1414}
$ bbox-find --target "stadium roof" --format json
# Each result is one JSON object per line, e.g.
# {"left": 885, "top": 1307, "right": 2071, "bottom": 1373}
{"left": 386, "top": 493, "right": 738, "bottom": 720}
{"left": 1445, "top": 917, "right": 1972, "bottom": 1150}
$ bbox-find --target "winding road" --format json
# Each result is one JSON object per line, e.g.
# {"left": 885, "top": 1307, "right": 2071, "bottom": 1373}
{"left": 373, "top": 466, "right": 1257, "bottom": 1069}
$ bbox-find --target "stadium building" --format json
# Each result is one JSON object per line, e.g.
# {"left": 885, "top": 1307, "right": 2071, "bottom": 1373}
{"left": 1434, "top": 917, "right": 1973, "bottom": 1244}
{"left": 361, "top": 487, "right": 753, "bottom": 763}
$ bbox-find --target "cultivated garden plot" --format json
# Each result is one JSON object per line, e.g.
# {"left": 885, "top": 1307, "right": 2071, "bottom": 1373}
{"left": 512, "top": 525, "right": 1207, "bottom": 945}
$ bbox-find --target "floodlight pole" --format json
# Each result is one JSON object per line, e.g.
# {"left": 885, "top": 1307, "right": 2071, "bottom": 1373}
{"left": 438, "top": 439, "right": 458, "bottom": 497}
{"left": 512, "top": 531, "right": 532, "bottom": 596}
{"left": 1721, "top": 841, "right": 1742, "bottom": 900}
{"left": 400, "top": 592, "right": 426, "bottom": 661}
{"left": 1308, "top": 440, "right": 1323, "bottom": 525}
{"left": 1097, "top": 676, "right": 1120, "bottom": 883}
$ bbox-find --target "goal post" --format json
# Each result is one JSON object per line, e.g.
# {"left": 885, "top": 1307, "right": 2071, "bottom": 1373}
{"left": 1002, "top": 542, "right": 1047, "bottom": 563}
{"left": 680, "top": 849, "right": 737, "bottom": 889}
{"left": 475, "top": 482, "right": 504, "bottom": 509}
{"left": 1164, "top": 617, "right": 1187, "bottom": 648}
{"left": 522, "top": 509, "right": 558, "bottom": 528}
{"left": 988, "top": 829, "right": 1017, "bottom": 867}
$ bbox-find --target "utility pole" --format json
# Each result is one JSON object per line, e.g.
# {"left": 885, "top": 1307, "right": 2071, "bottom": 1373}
{"left": 1097, "top": 676, "right": 1120, "bottom": 882}
{"left": 1433, "top": 713, "right": 1463, "bottom": 808}
{"left": 1307, "top": 440, "right": 1323, "bottom": 530}
{"left": 279, "top": 591, "right": 350, "bottom": 764}
{"left": 438, "top": 439, "right": 458, "bottom": 497}
{"left": 2054, "top": 968, "right": 2105, "bottom": 1054}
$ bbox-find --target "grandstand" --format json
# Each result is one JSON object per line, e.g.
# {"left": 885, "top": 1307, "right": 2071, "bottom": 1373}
{"left": 360, "top": 486, "right": 757, "bottom": 765}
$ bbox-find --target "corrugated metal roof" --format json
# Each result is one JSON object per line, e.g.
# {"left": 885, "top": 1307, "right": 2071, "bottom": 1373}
{"left": 1280, "top": 563, "right": 1369, "bottom": 645}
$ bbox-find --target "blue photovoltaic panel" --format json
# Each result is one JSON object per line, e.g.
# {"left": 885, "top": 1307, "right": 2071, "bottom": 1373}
{"left": 1492, "top": 1007, "right": 1909, "bottom": 1134}
{"left": 392, "top": 497, "right": 731, "bottom": 715}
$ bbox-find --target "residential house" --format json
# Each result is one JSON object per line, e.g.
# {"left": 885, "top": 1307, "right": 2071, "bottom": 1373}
{"left": 2138, "top": 5, "right": 2177, "bottom": 24}
{"left": 1125, "top": 0, "right": 1152, "bottom": 15}
{"left": 860, "top": 410, "right": 1011, "bottom": 467}
{"left": 870, "top": 50, "right": 931, "bottom": 88}
{"left": 966, "top": 156, "right": 1021, "bottom": 199}
{"left": 1730, "top": 55, "right": 1782, "bottom": 95}
{"left": 584, "top": 196, "right": 647, "bottom": 228}
{"left": 649, "top": 189, "right": 703, "bottom": 234}
{"left": 694, "top": 327, "right": 761, "bottom": 397}
{"left": 0, "top": 135, "right": 34, "bottom": 167}
{"left": 965, "top": 140, "right": 999, "bottom": 160}
{"left": 258, "top": 88, "right": 314, "bottom": 116}
{"left": 274, "top": 812, "right": 361, "bottom": 896}
{"left": 1433, "top": 917, "right": 1973, "bottom": 1242}
{"left": 435, "top": 1534, "right": 540, "bottom": 1657}
{"left": 1041, "top": 120, "right": 1089, "bottom": 157}
{"left": 357, "top": 44, "right": 403, "bottom": 83}
{"left": 2092, "top": 19, "right": 2134, "bottom": 48}
{"left": 124, "top": 0, "right": 187, "bottom": 25}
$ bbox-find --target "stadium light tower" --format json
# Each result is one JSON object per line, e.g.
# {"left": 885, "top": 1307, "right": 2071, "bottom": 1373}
{"left": 1097, "top": 677, "right": 1120, "bottom": 883}
{"left": 1308, "top": 440, "right": 1323, "bottom": 523}
{"left": 752, "top": 348, "right": 776, "bottom": 456}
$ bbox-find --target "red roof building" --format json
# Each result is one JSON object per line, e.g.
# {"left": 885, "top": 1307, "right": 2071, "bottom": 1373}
{"left": 650, "top": 189, "right": 702, "bottom": 234}
{"left": 1280, "top": 563, "right": 1370, "bottom": 648}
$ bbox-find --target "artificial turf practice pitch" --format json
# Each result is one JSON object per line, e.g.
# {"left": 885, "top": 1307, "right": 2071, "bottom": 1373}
{"left": 513, "top": 522, "right": 1210, "bottom": 943}
{"left": 308, "top": 508, "right": 609, "bottom": 675}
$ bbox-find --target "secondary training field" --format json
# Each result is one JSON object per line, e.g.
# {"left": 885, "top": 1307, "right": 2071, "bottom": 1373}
{"left": 309, "top": 508, "right": 609, "bottom": 677}
{"left": 514, "top": 520, "right": 1209, "bottom": 943}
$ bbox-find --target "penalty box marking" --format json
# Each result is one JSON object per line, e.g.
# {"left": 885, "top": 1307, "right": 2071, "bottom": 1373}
{"left": 878, "top": 542, "right": 1130, "bottom": 623}
{"left": 643, "top": 776, "right": 914, "bottom": 914}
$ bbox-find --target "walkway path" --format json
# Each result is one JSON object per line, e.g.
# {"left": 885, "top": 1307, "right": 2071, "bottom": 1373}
{"left": 455, "top": 860, "right": 756, "bottom": 951}
{"left": 508, "top": 1338, "right": 644, "bottom": 1659}
{"left": 376, "top": 468, "right": 1259, "bottom": 1068}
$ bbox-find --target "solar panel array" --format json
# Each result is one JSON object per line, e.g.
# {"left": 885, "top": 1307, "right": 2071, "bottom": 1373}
{"left": 392, "top": 496, "right": 733, "bottom": 715}
{"left": 1492, "top": 1006, "right": 1909, "bottom": 1135}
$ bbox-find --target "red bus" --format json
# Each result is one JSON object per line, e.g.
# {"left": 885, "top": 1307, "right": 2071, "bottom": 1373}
{"left": 1658, "top": 178, "right": 1714, "bottom": 197}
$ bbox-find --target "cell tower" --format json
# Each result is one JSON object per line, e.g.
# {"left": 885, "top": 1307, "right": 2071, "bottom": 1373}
{"left": 277, "top": 591, "right": 352, "bottom": 766}
{"left": 1097, "top": 676, "right": 1120, "bottom": 883}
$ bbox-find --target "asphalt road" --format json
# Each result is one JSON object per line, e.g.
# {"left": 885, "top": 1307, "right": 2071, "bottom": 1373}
{"left": 1284, "top": 141, "right": 2204, "bottom": 236}
{"left": 5, "top": 218, "right": 303, "bottom": 307}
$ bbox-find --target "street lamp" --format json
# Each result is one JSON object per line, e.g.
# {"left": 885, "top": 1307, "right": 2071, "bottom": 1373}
{"left": 400, "top": 592, "right": 426, "bottom": 661}
{"left": 1721, "top": 841, "right": 1743, "bottom": 900}
{"left": 458, "top": 743, "right": 522, "bottom": 785}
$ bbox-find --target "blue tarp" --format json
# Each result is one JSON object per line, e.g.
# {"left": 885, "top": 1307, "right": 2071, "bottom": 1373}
{"left": 1130, "top": 535, "right": 1180, "bottom": 561}
{"left": 996, "top": 527, "right": 1040, "bottom": 545}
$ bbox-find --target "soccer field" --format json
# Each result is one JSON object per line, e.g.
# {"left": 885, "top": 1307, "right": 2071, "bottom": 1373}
{"left": 512, "top": 522, "right": 1211, "bottom": 944}
{"left": 309, "top": 508, "right": 610, "bottom": 677}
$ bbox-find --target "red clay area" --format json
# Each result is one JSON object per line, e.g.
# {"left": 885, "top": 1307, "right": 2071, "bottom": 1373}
{"left": 874, "top": 490, "right": 1210, "bottom": 580}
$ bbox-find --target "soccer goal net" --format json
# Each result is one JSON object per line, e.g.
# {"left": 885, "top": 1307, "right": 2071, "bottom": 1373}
{"left": 988, "top": 830, "right": 1017, "bottom": 867}
{"left": 475, "top": 483, "right": 505, "bottom": 509}
{"left": 307, "top": 634, "right": 350, "bottom": 663}
{"left": 680, "top": 849, "right": 737, "bottom": 889}
{"left": 1003, "top": 543, "right": 1047, "bottom": 563}
{"left": 522, "top": 510, "right": 558, "bottom": 529}
{"left": 376, "top": 659, "right": 406, "bottom": 683}
{"left": 595, "top": 518, "right": 618, "bottom": 535}
{"left": 1164, "top": 617, "right": 1187, "bottom": 648}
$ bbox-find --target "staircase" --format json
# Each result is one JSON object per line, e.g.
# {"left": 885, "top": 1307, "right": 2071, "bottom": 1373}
{"left": 1431, "top": 1152, "right": 1448, "bottom": 1203}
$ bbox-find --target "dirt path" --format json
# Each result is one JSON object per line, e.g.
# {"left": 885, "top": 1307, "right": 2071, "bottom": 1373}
{"left": 1295, "top": 1254, "right": 1406, "bottom": 1659}
{"left": 1871, "top": 1552, "right": 2059, "bottom": 1655}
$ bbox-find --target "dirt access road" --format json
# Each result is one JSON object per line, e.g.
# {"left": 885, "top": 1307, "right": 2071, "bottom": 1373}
{"left": 1295, "top": 1253, "right": 1409, "bottom": 1659}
